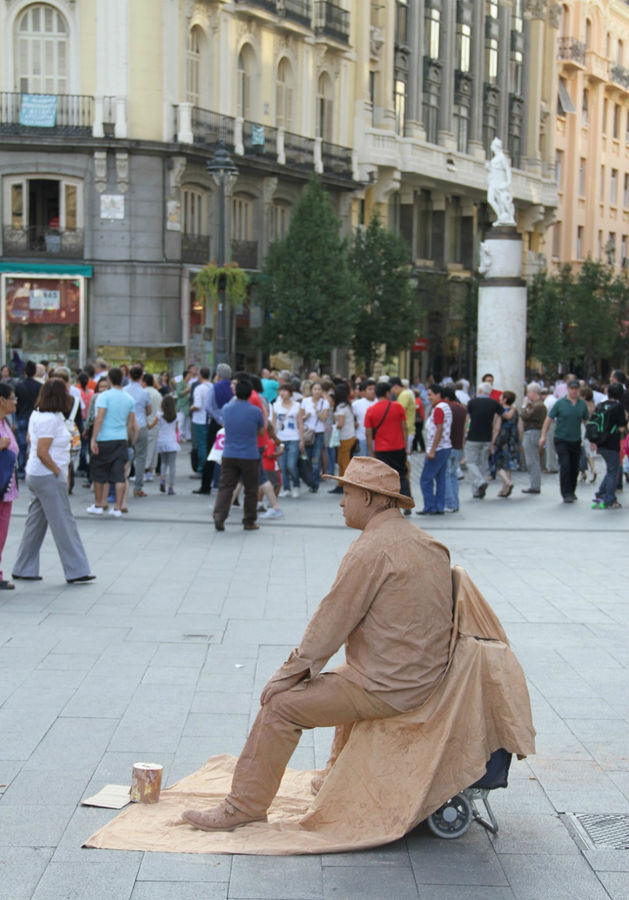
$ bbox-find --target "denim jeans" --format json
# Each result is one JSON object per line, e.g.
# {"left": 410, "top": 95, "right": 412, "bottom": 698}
{"left": 420, "top": 448, "right": 451, "bottom": 512}
{"left": 444, "top": 448, "right": 462, "bottom": 511}
{"left": 279, "top": 440, "right": 300, "bottom": 491}
{"left": 305, "top": 432, "right": 325, "bottom": 488}
{"left": 598, "top": 447, "right": 620, "bottom": 505}
{"left": 357, "top": 438, "right": 368, "bottom": 457}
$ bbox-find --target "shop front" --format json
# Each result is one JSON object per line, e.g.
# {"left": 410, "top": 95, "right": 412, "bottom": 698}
{"left": 0, "top": 262, "right": 91, "bottom": 371}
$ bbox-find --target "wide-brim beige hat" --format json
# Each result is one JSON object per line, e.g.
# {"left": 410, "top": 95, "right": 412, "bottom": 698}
{"left": 322, "top": 457, "right": 415, "bottom": 509}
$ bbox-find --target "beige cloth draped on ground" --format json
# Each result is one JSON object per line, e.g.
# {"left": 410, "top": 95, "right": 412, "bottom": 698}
{"left": 85, "top": 566, "right": 535, "bottom": 855}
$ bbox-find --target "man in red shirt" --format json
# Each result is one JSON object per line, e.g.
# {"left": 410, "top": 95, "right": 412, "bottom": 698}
{"left": 365, "top": 382, "right": 412, "bottom": 510}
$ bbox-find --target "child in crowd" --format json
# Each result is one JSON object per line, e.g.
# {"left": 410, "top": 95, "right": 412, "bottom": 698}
{"left": 259, "top": 422, "right": 284, "bottom": 519}
{"left": 157, "top": 395, "right": 180, "bottom": 496}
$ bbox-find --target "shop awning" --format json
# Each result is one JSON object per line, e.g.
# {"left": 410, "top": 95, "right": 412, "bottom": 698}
{"left": 0, "top": 262, "right": 93, "bottom": 277}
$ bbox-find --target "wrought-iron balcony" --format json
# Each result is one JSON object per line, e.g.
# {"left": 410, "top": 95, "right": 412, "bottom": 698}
{"left": 558, "top": 37, "right": 585, "bottom": 66}
{"left": 182, "top": 234, "right": 210, "bottom": 266}
{"left": 321, "top": 141, "right": 352, "bottom": 175}
{"left": 231, "top": 240, "right": 259, "bottom": 270}
{"left": 315, "top": 1, "right": 350, "bottom": 44}
{"left": 234, "top": 0, "right": 277, "bottom": 12}
{"left": 283, "top": 131, "right": 315, "bottom": 168}
{"left": 0, "top": 92, "right": 93, "bottom": 136}
{"left": 280, "top": 0, "right": 312, "bottom": 27}
{"left": 190, "top": 107, "right": 235, "bottom": 148}
{"left": 3, "top": 225, "right": 84, "bottom": 258}
{"left": 609, "top": 63, "right": 629, "bottom": 90}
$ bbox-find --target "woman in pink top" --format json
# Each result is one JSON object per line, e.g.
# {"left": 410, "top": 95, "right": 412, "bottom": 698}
{"left": 0, "top": 383, "right": 19, "bottom": 589}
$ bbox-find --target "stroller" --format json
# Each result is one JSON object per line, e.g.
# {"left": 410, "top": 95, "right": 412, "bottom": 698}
{"left": 427, "top": 748, "right": 511, "bottom": 839}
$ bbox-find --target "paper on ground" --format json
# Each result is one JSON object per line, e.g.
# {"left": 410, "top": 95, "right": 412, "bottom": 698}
{"left": 82, "top": 785, "right": 131, "bottom": 809}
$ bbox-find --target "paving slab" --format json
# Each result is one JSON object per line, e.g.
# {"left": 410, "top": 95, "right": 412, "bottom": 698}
{"left": 1, "top": 457, "right": 627, "bottom": 898}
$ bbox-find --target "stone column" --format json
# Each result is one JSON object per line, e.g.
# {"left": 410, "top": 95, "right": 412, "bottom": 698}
{"left": 477, "top": 227, "right": 526, "bottom": 403}
{"left": 437, "top": 0, "right": 455, "bottom": 149}
{"left": 523, "top": 1, "right": 546, "bottom": 176}
{"left": 468, "top": 0, "right": 485, "bottom": 158}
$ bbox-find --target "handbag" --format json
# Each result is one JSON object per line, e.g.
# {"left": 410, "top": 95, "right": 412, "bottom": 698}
{"left": 303, "top": 426, "right": 316, "bottom": 446}
{"left": 329, "top": 424, "right": 340, "bottom": 448}
{"left": 0, "top": 448, "right": 16, "bottom": 499}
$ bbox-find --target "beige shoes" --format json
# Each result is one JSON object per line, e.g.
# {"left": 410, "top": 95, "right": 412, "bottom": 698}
{"left": 182, "top": 800, "right": 267, "bottom": 832}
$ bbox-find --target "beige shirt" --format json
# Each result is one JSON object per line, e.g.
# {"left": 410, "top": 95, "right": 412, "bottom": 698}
{"left": 269, "top": 509, "right": 453, "bottom": 711}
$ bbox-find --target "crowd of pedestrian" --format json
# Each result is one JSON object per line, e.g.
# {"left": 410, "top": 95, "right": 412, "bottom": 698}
{"left": 0, "top": 358, "right": 626, "bottom": 567}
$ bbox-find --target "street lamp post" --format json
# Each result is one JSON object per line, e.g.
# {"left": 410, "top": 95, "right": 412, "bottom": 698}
{"left": 206, "top": 143, "right": 238, "bottom": 366}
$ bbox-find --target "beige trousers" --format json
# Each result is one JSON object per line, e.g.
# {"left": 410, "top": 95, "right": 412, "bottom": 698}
{"left": 227, "top": 673, "right": 399, "bottom": 818}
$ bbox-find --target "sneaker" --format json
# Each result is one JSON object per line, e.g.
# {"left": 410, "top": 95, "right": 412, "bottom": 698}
{"left": 257, "top": 503, "right": 266, "bottom": 512}
{"left": 260, "top": 508, "right": 283, "bottom": 519}
{"left": 291, "top": 487, "right": 300, "bottom": 499}
{"left": 145, "top": 473, "right": 154, "bottom": 482}
{"left": 109, "top": 508, "right": 122, "bottom": 518}
{"left": 168, "top": 488, "right": 176, "bottom": 496}
{"left": 86, "top": 504, "right": 103, "bottom": 515}
{"left": 278, "top": 489, "right": 290, "bottom": 498}
{"left": 160, "top": 480, "right": 166, "bottom": 493}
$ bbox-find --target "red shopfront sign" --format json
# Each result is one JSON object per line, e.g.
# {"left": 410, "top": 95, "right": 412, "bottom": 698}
{"left": 412, "top": 337, "right": 429, "bottom": 352}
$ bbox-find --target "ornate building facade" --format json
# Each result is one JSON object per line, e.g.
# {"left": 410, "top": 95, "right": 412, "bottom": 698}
{"left": 351, "top": 0, "right": 559, "bottom": 380}
{"left": 0, "top": 0, "right": 356, "bottom": 370}
{"left": 552, "top": 0, "right": 629, "bottom": 273}
{"left": 0, "top": 0, "right": 558, "bottom": 377}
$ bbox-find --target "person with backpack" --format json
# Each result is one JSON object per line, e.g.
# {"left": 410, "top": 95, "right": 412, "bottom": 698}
{"left": 588, "top": 381, "right": 627, "bottom": 510}
{"left": 538, "top": 379, "right": 588, "bottom": 503}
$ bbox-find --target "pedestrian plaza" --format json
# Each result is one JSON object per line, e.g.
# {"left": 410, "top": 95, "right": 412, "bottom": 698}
{"left": 1, "top": 457, "right": 628, "bottom": 899}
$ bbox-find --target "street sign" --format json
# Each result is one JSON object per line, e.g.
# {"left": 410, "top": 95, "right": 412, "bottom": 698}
{"left": 412, "top": 337, "right": 429, "bottom": 352}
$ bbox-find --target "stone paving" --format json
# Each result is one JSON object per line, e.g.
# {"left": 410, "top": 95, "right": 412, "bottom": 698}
{"left": 1, "top": 453, "right": 628, "bottom": 899}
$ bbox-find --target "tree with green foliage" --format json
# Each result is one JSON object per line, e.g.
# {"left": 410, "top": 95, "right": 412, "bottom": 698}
{"left": 527, "top": 259, "right": 629, "bottom": 375}
{"left": 259, "top": 176, "right": 357, "bottom": 372}
{"left": 349, "top": 213, "right": 418, "bottom": 374}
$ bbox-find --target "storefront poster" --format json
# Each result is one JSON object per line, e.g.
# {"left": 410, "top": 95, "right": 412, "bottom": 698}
{"left": 29, "top": 289, "right": 60, "bottom": 311}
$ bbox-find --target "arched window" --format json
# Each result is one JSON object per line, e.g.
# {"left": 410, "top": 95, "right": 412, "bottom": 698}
{"left": 237, "top": 45, "right": 256, "bottom": 119}
{"left": 182, "top": 187, "right": 207, "bottom": 236}
{"left": 186, "top": 26, "right": 202, "bottom": 106}
{"left": 232, "top": 194, "right": 254, "bottom": 241}
{"left": 16, "top": 3, "right": 68, "bottom": 93}
{"left": 275, "top": 58, "right": 295, "bottom": 131}
{"left": 316, "top": 73, "right": 334, "bottom": 142}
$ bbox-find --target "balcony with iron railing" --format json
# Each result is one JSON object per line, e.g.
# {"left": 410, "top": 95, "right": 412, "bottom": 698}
{"left": 557, "top": 37, "right": 585, "bottom": 66}
{"left": 321, "top": 141, "right": 352, "bottom": 175}
{"left": 315, "top": 1, "right": 350, "bottom": 44}
{"left": 231, "top": 240, "right": 259, "bottom": 269}
{"left": 609, "top": 62, "right": 629, "bottom": 90}
{"left": 189, "top": 107, "right": 235, "bottom": 148}
{"left": 182, "top": 234, "right": 211, "bottom": 266}
{"left": 0, "top": 92, "right": 126, "bottom": 138}
{"left": 0, "top": 92, "right": 93, "bottom": 136}
{"left": 280, "top": 0, "right": 312, "bottom": 27}
{"left": 176, "top": 105, "right": 353, "bottom": 179}
{"left": 3, "top": 225, "right": 84, "bottom": 258}
{"left": 234, "top": 0, "right": 278, "bottom": 13}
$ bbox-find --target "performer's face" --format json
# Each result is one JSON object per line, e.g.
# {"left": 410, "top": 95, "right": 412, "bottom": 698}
{"left": 340, "top": 485, "right": 368, "bottom": 530}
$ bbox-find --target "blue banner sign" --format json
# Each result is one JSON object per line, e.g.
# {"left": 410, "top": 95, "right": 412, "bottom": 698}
{"left": 20, "top": 94, "right": 58, "bottom": 127}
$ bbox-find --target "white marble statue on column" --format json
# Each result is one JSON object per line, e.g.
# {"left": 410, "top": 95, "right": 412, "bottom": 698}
{"left": 487, "top": 137, "right": 516, "bottom": 227}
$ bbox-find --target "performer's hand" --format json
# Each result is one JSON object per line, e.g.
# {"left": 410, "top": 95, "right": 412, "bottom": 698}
{"left": 260, "top": 672, "right": 305, "bottom": 706}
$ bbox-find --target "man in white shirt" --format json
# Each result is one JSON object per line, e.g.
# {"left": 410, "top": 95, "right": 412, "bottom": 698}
{"left": 352, "top": 379, "right": 376, "bottom": 456}
{"left": 190, "top": 367, "right": 211, "bottom": 474}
